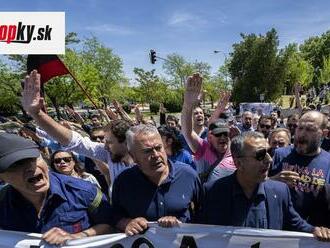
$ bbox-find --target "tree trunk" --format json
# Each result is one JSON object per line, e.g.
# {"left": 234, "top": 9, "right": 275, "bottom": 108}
{"left": 48, "top": 96, "right": 62, "bottom": 120}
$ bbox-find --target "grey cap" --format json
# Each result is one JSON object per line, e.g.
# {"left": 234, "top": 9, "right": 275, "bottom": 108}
{"left": 0, "top": 133, "right": 40, "bottom": 173}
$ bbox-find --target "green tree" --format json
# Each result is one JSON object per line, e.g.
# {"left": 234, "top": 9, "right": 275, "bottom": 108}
{"left": 229, "top": 28, "right": 287, "bottom": 103}
{"left": 133, "top": 68, "right": 168, "bottom": 104}
{"left": 0, "top": 62, "right": 22, "bottom": 115}
{"left": 319, "top": 56, "right": 330, "bottom": 84}
{"left": 81, "top": 36, "right": 127, "bottom": 101}
{"left": 300, "top": 30, "right": 330, "bottom": 86}
{"left": 283, "top": 44, "right": 314, "bottom": 89}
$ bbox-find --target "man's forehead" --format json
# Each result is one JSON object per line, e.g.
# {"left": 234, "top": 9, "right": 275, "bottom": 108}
{"left": 193, "top": 108, "right": 203, "bottom": 114}
{"left": 135, "top": 133, "right": 162, "bottom": 147}
{"left": 245, "top": 137, "right": 267, "bottom": 149}
{"left": 298, "top": 118, "right": 320, "bottom": 127}
{"left": 260, "top": 118, "right": 271, "bottom": 123}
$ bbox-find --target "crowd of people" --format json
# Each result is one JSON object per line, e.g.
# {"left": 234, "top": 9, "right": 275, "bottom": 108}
{"left": 0, "top": 70, "right": 330, "bottom": 245}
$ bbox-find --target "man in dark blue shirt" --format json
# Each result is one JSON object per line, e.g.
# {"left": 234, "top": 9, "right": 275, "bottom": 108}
{"left": 111, "top": 124, "right": 202, "bottom": 236}
{"left": 201, "top": 132, "right": 330, "bottom": 241}
{"left": 270, "top": 111, "right": 330, "bottom": 223}
{"left": 0, "top": 133, "right": 112, "bottom": 245}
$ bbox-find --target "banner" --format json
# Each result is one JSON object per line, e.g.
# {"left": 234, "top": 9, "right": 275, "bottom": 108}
{"left": 0, "top": 223, "right": 328, "bottom": 248}
{"left": 239, "top": 103, "right": 275, "bottom": 115}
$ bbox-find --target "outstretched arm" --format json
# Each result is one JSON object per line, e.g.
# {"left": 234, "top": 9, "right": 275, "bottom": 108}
{"left": 181, "top": 73, "right": 203, "bottom": 153}
{"left": 208, "top": 90, "right": 231, "bottom": 127}
{"left": 21, "top": 70, "right": 72, "bottom": 145}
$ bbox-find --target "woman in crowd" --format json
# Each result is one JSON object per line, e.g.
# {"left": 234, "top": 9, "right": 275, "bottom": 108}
{"left": 50, "top": 150, "right": 101, "bottom": 188}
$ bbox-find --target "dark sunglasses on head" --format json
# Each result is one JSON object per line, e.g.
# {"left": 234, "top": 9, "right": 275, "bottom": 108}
{"left": 54, "top": 157, "right": 73, "bottom": 164}
{"left": 254, "top": 148, "right": 272, "bottom": 161}
{"left": 260, "top": 124, "right": 271, "bottom": 129}
{"left": 212, "top": 132, "right": 229, "bottom": 138}
{"left": 287, "top": 124, "right": 297, "bottom": 128}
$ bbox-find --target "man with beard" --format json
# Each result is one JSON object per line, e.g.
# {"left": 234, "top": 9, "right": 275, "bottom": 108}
{"left": 181, "top": 73, "right": 235, "bottom": 183}
{"left": 110, "top": 124, "right": 202, "bottom": 235}
{"left": 21, "top": 70, "right": 134, "bottom": 197}
{"left": 270, "top": 111, "right": 330, "bottom": 224}
{"left": 201, "top": 132, "right": 330, "bottom": 241}
{"left": 0, "top": 133, "right": 113, "bottom": 245}
{"left": 237, "top": 111, "right": 254, "bottom": 133}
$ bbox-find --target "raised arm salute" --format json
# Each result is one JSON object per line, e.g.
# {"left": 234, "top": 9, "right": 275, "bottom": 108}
{"left": 22, "top": 70, "right": 72, "bottom": 145}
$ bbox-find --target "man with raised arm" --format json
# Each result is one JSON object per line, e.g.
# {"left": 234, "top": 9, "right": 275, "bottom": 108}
{"left": 181, "top": 73, "right": 235, "bottom": 183}
{"left": 21, "top": 70, "right": 134, "bottom": 195}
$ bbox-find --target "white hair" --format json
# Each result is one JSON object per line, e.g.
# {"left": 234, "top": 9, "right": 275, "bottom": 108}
{"left": 126, "top": 124, "right": 159, "bottom": 152}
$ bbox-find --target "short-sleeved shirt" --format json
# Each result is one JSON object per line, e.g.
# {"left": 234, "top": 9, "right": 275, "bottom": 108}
{"left": 179, "top": 128, "right": 208, "bottom": 154}
{"left": 270, "top": 146, "right": 330, "bottom": 219}
{"left": 0, "top": 172, "right": 112, "bottom": 233}
{"left": 194, "top": 138, "right": 235, "bottom": 182}
{"left": 110, "top": 160, "right": 202, "bottom": 226}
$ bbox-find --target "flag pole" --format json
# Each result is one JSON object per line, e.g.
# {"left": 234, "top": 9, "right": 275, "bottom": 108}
{"left": 55, "top": 55, "right": 99, "bottom": 109}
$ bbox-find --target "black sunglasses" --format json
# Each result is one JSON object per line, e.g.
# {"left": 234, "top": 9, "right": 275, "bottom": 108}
{"left": 260, "top": 124, "right": 271, "bottom": 129}
{"left": 239, "top": 148, "right": 271, "bottom": 161}
{"left": 212, "top": 132, "right": 229, "bottom": 137}
{"left": 54, "top": 157, "right": 73, "bottom": 164}
{"left": 287, "top": 124, "right": 297, "bottom": 128}
{"left": 254, "top": 148, "right": 272, "bottom": 161}
{"left": 91, "top": 135, "right": 105, "bottom": 141}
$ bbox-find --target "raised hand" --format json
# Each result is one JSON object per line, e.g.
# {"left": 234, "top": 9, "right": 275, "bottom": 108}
{"left": 184, "top": 73, "right": 203, "bottom": 106}
{"left": 21, "top": 70, "right": 43, "bottom": 117}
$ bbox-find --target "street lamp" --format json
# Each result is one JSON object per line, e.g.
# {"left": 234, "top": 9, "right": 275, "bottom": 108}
{"left": 213, "top": 50, "right": 229, "bottom": 86}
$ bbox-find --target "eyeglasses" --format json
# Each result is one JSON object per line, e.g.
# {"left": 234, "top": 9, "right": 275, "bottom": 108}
{"left": 54, "top": 157, "right": 73, "bottom": 164}
{"left": 239, "top": 148, "right": 271, "bottom": 161}
{"left": 287, "top": 124, "right": 297, "bottom": 128}
{"left": 212, "top": 132, "right": 229, "bottom": 138}
{"left": 259, "top": 124, "right": 271, "bottom": 129}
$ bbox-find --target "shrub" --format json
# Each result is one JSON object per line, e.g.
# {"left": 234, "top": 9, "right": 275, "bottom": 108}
{"left": 149, "top": 102, "right": 160, "bottom": 114}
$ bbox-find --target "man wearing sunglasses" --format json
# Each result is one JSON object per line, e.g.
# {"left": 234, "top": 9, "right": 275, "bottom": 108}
{"left": 201, "top": 132, "right": 330, "bottom": 241}
{"left": 181, "top": 73, "right": 235, "bottom": 183}
{"left": 270, "top": 111, "right": 330, "bottom": 227}
{"left": 257, "top": 115, "right": 275, "bottom": 139}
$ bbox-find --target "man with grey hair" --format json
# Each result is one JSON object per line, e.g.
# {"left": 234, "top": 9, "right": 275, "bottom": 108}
{"left": 110, "top": 124, "right": 202, "bottom": 236}
{"left": 237, "top": 111, "right": 254, "bottom": 133}
{"left": 270, "top": 111, "right": 330, "bottom": 225}
{"left": 200, "top": 131, "right": 330, "bottom": 240}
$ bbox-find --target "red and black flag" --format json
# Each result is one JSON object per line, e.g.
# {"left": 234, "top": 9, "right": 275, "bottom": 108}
{"left": 27, "top": 55, "right": 69, "bottom": 84}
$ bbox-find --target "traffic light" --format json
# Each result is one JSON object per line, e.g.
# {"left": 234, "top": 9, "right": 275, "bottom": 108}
{"left": 150, "top": 49, "right": 157, "bottom": 64}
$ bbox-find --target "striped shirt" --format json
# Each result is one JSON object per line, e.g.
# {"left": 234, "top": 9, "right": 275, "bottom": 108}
{"left": 194, "top": 138, "right": 235, "bottom": 183}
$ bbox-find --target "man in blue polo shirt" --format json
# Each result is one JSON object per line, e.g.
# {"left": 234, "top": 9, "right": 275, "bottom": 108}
{"left": 0, "top": 133, "right": 113, "bottom": 245}
{"left": 111, "top": 124, "right": 202, "bottom": 236}
{"left": 201, "top": 132, "right": 330, "bottom": 241}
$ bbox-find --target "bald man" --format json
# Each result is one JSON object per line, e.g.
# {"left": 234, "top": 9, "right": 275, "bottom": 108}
{"left": 270, "top": 111, "right": 330, "bottom": 227}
